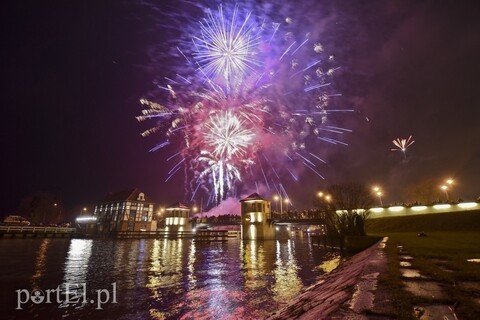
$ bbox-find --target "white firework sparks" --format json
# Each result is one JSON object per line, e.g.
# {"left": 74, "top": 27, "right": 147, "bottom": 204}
{"left": 391, "top": 135, "right": 415, "bottom": 160}
{"left": 192, "top": 5, "right": 262, "bottom": 86}
{"left": 203, "top": 110, "right": 255, "bottom": 159}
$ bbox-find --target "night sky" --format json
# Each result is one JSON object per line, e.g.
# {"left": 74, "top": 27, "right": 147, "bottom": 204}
{"left": 2, "top": 0, "right": 479, "bottom": 216}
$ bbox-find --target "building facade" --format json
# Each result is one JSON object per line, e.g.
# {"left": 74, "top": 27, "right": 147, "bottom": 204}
{"left": 240, "top": 193, "right": 275, "bottom": 240}
{"left": 164, "top": 202, "right": 192, "bottom": 234}
{"left": 94, "top": 188, "right": 156, "bottom": 233}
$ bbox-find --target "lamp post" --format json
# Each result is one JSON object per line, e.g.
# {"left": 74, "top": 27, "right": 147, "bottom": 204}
{"left": 274, "top": 195, "right": 283, "bottom": 216}
{"left": 441, "top": 185, "right": 449, "bottom": 201}
{"left": 284, "top": 198, "right": 290, "bottom": 213}
{"left": 445, "top": 178, "right": 454, "bottom": 200}
{"left": 372, "top": 186, "right": 383, "bottom": 206}
{"left": 376, "top": 191, "right": 383, "bottom": 206}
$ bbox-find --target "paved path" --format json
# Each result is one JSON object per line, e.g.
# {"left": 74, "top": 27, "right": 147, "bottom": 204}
{"left": 267, "top": 238, "right": 391, "bottom": 320}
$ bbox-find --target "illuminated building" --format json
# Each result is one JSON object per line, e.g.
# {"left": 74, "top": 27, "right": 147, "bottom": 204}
{"left": 94, "top": 188, "right": 156, "bottom": 233}
{"left": 240, "top": 193, "right": 274, "bottom": 240}
{"left": 164, "top": 202, "right": 192, "bottom": 234}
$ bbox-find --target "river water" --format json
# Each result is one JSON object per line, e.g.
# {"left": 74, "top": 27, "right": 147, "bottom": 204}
{"left": 0, "top": 236, "right": 341, "bottom": 320}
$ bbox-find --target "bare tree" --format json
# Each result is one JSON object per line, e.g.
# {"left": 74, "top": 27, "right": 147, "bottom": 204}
{"left": 404, "top": 177, "right": 440, "bottom": 204}
{"left": 18, "top": 192, "right": 63, "bottom": 225}
{"left": 314, "top": 183, "right": 374, "bottom": 236}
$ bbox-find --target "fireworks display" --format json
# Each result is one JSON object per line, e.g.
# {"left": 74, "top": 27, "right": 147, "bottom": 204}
{"left": 391, "top": 135, "right": 415, "bottom": 160}
{"left": 138, "top": 3, "right": 351, "bottom": 206}
{"left": 192, "top": 5, "right": 262, "bottom": 88}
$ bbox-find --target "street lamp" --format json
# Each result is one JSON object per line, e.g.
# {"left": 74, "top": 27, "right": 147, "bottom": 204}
{"left": 284, "top": 198, "right": 290, "bottom": 212}
{"left": 376, "top": 191, "right": 383, "bottom": 206}
{"left": 318, "top": 191, "right": 332, "bottom": 202}
{"left": 440, "top": 185, "right": 449, "bottom": 201}
{"left": 372, "top": 186, "right": 383, "bottom": 206}
{"left": 273, "top": 195, "right": 283, "bottom": 215}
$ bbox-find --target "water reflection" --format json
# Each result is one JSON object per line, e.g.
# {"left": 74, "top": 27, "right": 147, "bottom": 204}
{"left": 59, "top": 239, "right": 92, "bottom": 309}
{"left": 63, "top": 239, "right": 93, "bottom": 285}
{"left": 317, "top": 254, "right": 341, "bottom": 273}
{"left": 147, "top": 239, "right": 185, "bottom": 319}
{"left": 272, "top": 240, "right": 303, "bottom": 302}
{"left": 31, "top": 238, "right": 51, "bottom": 289}
{"left": 243, "top": 240, "right": 266, "bottom": 290}
{"left": 187, "top": 239, "right": 196, "bottom": 289}
{"left": 1, "top": 237, "right": 339, "bottom": 319}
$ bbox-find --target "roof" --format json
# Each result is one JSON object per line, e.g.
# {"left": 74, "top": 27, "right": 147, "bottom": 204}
{"left": 101, "top": 188, "right": 154, "bottom": 204}
{"left": 167, "top": 202, "right": 190, "bottom": 210}
{"left": 240, "top": 193, "right": 266, "bottom": 202}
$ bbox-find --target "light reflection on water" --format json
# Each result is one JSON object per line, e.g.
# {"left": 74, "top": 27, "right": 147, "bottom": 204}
{"left": 1, "top": 238, "right": 340, "bottom": 320}
{"left": 31, "top": 239, "right": 50, "bottom": 289}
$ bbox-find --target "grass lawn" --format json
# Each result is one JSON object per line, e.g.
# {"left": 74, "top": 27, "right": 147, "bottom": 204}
{"left": 366, "top": 213, "right": 480, "bottom": 319}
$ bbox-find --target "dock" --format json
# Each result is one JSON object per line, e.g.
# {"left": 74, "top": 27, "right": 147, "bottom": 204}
{"left": 0, "top": 226, "right": 77, "bottom": 238}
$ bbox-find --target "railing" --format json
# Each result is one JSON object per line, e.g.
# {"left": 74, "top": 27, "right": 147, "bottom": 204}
{"left": 114, "top": 229, "right": 240, "bottom": 239}
{"left": 114, "top": 230, "right": 195, "bottom": 239}
{"left": 269, "top": 218, "right": 325, "bottom": 225}
{"left": 0, "top": 226, "right": 76, "bottom": 233}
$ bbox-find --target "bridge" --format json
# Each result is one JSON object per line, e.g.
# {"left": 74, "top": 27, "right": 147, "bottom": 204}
{"left": 0, "top": 226, "right": 77, "bottom": 238}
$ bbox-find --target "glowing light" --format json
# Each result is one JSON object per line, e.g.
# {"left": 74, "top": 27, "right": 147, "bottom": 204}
{"left": 249, "top": 225, "right": 256, "bottom": 239}
{"left": 411, "top": 206, "right": 427, "bottom": 211}
{"left": 433, "top": 204, "right": 451, "bottom": 210}
{"left": 76, "top": 216, "right": 97, "bottom": 222}
{"left": 458, "top": 202, "right": 478, "bottom": 209}
{"left": 388, "top": 206, "right": 404, "bottom": 212}
{"left": 370, "top": 207, "right": 384, "bottom": 213}
{"left": 391, "top": 135, "right": 415, "bottom": 160}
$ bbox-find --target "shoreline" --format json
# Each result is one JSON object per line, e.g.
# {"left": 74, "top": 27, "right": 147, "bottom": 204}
{"left": 267, "top": 238, "right": 389, "bottom": 319}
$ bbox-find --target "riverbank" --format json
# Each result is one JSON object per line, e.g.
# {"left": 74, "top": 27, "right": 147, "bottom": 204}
{"left": 267, "top": 237, "right": 390, "bottom": 319}
{"left": 366, "top": 212, "right": 480, "bottom": 319}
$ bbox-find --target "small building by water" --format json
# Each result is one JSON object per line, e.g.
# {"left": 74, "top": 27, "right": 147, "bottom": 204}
{"left": 164, "top": 202, "right": 193, "bottom": 234}
{"left": 240, "top": 193, "right": 275, "bottom": 240}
